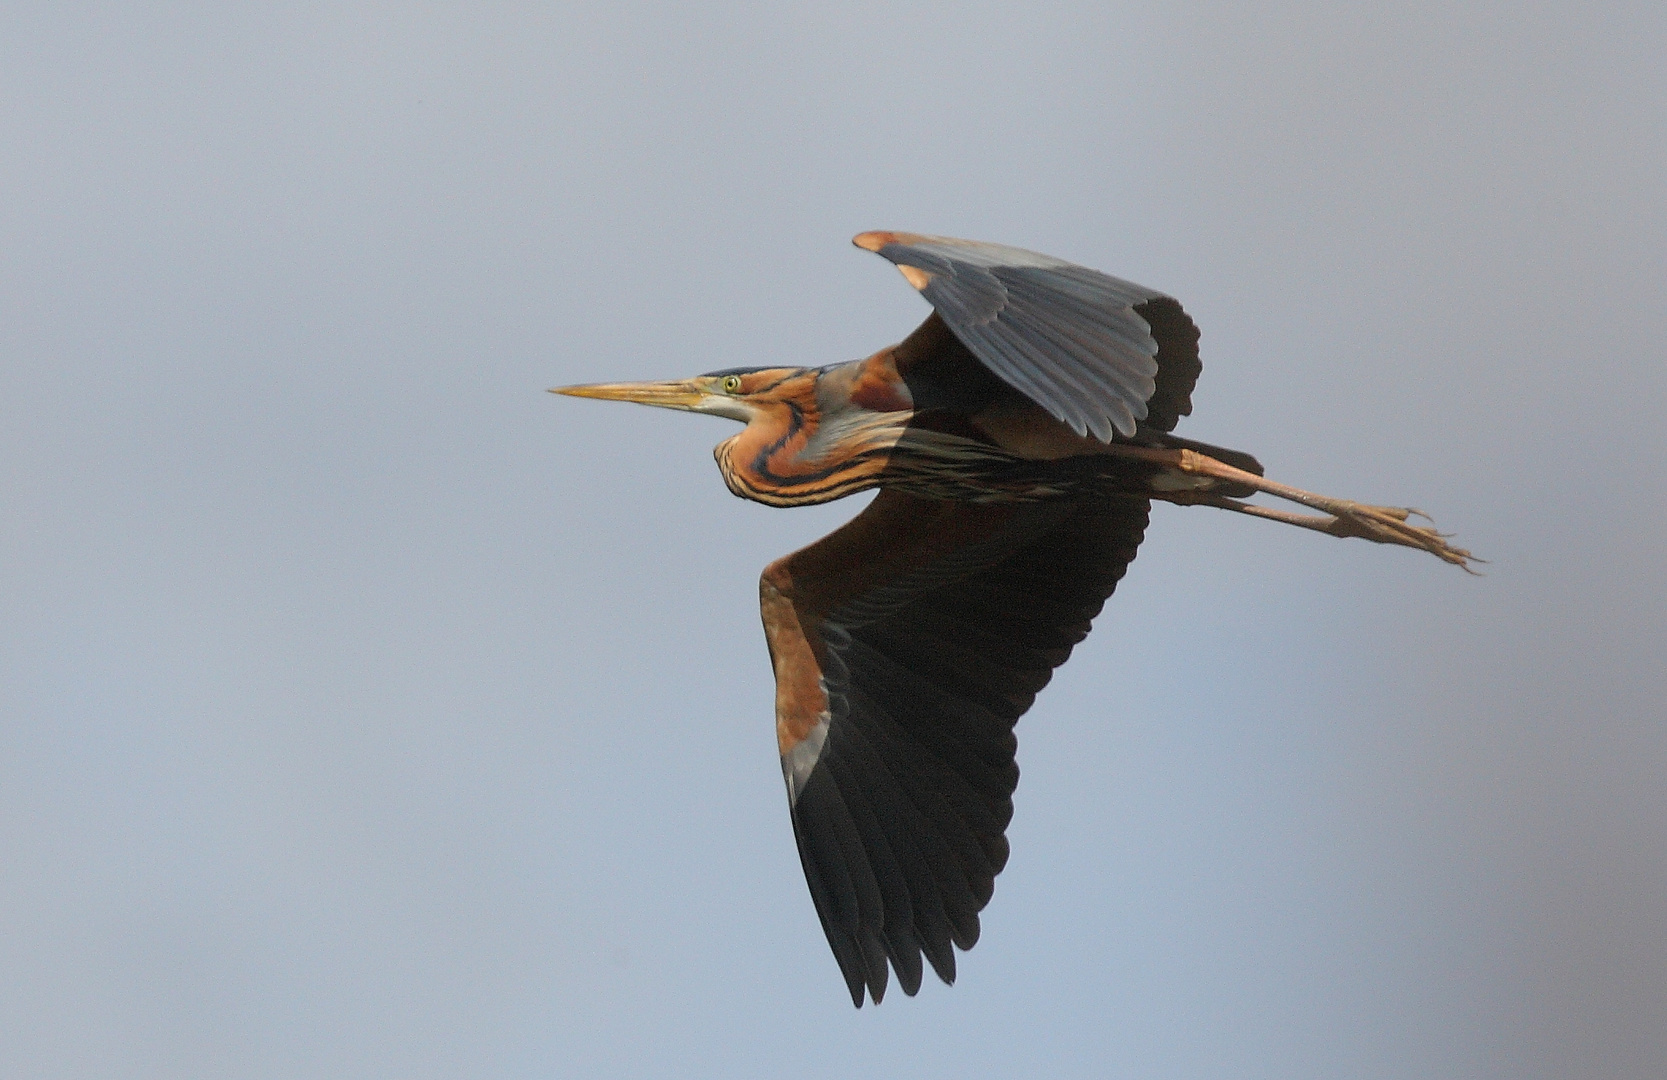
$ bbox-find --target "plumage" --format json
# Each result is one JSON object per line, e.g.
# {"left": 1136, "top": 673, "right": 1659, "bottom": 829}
{"left": 554, "top": 232, "right": 1473, "bottom": 1007}
{"left": 764, "top": 492, "right": 1150, "bottom": 1004}
{"left": 854, "top": 232, "right": 1176, "bottom": 440}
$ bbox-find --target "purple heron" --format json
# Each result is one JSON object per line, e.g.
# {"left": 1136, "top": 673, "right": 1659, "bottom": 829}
{"left": 555, "top": 232, "right": 1471, "bottom": 1007}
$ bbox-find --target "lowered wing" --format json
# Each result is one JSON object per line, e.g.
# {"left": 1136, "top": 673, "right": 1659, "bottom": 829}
{"left": 759, "top": 488, "right": 1149, "bottom": 1005}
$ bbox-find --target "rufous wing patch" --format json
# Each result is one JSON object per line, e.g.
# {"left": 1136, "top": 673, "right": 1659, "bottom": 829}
{"left": 852, "top": 231, "right": 935, "bottom": 289}
{"left": 847, "top": 351, "right": 912, "bottom": 413}
{"left": 759, "top": 565, "right": 832, "bottom": 756}
{"left": 897, "top": 265, "right": 933, "bottom": 291}
{"left": 852, "top": 229, "right": 929, "bottom": 253}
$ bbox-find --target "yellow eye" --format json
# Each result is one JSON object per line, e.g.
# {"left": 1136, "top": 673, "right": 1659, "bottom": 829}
{"left": 722, "top": 375, "right": 743, "bottom": 394}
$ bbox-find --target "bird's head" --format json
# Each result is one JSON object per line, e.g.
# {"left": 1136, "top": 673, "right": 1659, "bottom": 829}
{"left": 552, "top": 366, "right": 817, "bottom": 429}
{"left": 553, "top": 366, "right": 833, "bottom": 466}
{"left": 555, "top": 360, "right": 914, "bottom": 506}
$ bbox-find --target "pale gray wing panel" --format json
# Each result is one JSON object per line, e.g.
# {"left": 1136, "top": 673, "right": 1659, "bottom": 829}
{"left": 856, "top": 233, "right": 1173, "bottom": 440}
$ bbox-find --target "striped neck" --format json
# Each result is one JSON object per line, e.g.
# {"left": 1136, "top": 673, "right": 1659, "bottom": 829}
{"left": 715, "top": 390, "right": 913, "bottom": 507}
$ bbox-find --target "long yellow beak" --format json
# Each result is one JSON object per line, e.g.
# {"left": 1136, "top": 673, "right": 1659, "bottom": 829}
{"left": 549, "top": 379, "right": 707, "bottom": 411}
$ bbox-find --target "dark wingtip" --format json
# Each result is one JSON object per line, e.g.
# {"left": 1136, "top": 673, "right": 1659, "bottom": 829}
{"left": 923, "top": 938, "right": 957, "bottom": 987}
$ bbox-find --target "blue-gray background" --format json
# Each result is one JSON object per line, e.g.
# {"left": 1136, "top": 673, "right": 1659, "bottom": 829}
{"left": 4, "top": 4, "right": 1664, "bottom": 1077}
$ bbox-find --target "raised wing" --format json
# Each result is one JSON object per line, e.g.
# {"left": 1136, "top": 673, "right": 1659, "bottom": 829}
{"left": 759, "top": 489, "right": 1149, "bottom": 1005}
{"left": 855, "top": 231, "right": 1201, "bottom": 439}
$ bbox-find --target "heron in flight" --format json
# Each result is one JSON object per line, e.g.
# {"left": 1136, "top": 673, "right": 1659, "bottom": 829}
{"left": 555, "top": 232, "right": 1472, "bottom": 1007}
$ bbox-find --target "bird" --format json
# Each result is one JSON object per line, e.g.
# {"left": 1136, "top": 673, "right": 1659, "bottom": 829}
{"left": 554, "top": 231, "right": 1473, "bottom": 1007}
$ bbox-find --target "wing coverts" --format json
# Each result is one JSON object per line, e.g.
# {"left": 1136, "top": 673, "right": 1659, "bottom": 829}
{"left": 858, "top": 233, "right": 1198, "bottom": 440}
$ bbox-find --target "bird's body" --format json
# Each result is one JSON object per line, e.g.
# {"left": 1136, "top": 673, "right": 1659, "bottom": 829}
{"left": 556, "top": 232, "right": 1472, "bottom": 1007}
{"left": 708, "top": 324, "right": 1238, "bottom": 508}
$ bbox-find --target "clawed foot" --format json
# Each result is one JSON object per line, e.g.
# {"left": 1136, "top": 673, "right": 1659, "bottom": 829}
{"left": 1138, "top": 449, "right": 1481, "bottom": 572}
{"left": 1317, "top": 501, "right": 1478, "bottom": 571}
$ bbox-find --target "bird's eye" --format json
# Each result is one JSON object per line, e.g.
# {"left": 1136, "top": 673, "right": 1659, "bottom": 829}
{"left": 722, "top": 375, "right": 743, "bottom": 394}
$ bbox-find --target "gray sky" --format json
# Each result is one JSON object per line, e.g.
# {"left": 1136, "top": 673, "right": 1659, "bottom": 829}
{"left": 3, "top": 3, "right": 1664, "bottom": 1077}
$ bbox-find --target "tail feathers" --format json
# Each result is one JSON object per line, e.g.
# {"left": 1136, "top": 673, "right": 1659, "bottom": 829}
{"left": 1155, "top": 435, "right": 1263, "bottom": 497}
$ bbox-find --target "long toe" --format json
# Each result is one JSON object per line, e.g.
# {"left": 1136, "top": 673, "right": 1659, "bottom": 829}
{"left": 1331, "top": 503, "right": 1477, "bottom": 571}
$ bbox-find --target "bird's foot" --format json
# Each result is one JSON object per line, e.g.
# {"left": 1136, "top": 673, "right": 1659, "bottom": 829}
{"left": 1314, "top": 501, "right": 1478, "bottom": 571}
{"left": 1135, "top": 448, "right": 1479, "bottom": 572}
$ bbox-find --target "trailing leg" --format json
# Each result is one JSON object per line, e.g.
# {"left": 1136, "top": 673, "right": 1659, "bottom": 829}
{"left": 1109, "top": 445, "right": 1477, "bottom": 570}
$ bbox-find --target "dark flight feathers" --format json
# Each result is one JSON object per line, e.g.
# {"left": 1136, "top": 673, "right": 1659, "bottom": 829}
{"left": 786, "top": 492, "right": 1150, "bottom": 1005}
